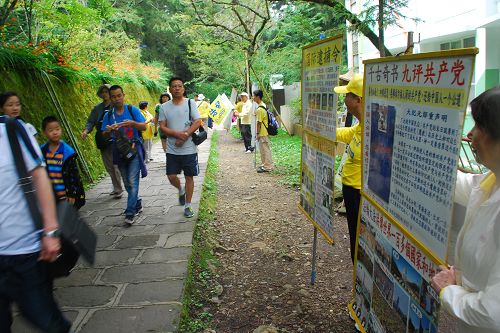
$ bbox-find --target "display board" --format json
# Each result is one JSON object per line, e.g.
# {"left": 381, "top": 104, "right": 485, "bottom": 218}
{"left": 299, "top": 131, "right": 337, "bottom": 243}
{"left": 361, "top": 49, "right": 477, "bottom": 261}
{"left": 353, "top": 198, "right": 440, "bottom": 333}
{"left": 299, "top": 35, "right": 343, "bottom": 244}
{"left": 302, "top": 35, "right": 343, "bottom": 141}
{"left": 352, "top": 48, "right": 478, "bottom": 333}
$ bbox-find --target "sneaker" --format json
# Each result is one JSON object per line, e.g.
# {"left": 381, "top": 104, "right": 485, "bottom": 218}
{"left": 184, "top": 206, "right": 194, "bottom": 218}
{"left": 114, "top": 191, "right": 123, "bottom": 199}
{"left": 179, "top": 191, "right": 186, "bottom": 206}
{"left": 124, "top": 216, "right": 134, "bottom": 226}
{"left": 135, "top": 206, "right": 143, "bottom": 216}
{"left": 245, "top": 149, "right": 252, "bottom": 154}
{"left": 257, "top": 167, "right": 270, "bottom": 173}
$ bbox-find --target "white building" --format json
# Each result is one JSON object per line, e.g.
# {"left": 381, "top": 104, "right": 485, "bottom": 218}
{"left": 346, "top": 0, "right": 500, "bottom": 97}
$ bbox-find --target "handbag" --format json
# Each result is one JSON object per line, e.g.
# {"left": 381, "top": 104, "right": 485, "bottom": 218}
{"left": 5, "top": 117, "right": 97, "bottom": 278}
{"left": 188, "top": 99, "right": 207, "bottom": 145}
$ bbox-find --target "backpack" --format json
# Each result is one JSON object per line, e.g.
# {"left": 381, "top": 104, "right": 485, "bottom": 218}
{"left": 259, "top": 106, "right": 279, "bottom": 136}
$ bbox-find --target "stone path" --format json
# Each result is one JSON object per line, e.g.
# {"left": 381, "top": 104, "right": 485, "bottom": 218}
{"left": 13, "top": 135, "right": 211, "bottom": 333}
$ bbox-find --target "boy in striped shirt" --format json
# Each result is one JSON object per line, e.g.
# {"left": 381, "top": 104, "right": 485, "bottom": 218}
{"left": 41, "top": 116, "right": 85, "bottom": 209}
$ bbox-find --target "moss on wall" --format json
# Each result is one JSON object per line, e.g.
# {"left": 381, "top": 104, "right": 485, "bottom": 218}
{"left": 1, "top": 69, "right": 161, "bottom": 185}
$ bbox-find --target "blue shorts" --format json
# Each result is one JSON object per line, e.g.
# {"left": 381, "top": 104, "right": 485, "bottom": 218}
{"left": 166, "top": 153, "right": 199, "bottom": 176}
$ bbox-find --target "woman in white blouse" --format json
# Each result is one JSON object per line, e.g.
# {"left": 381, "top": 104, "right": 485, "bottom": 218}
{"left": 431, "top": 86, "right": 500, "bottom": 332}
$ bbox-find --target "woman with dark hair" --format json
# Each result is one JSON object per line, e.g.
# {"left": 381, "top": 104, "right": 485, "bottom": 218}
{"left": 0, "top": 91, "right": 37, "bottom": 136}
{"left": 154, "top": 92, "right": 171, "bottom": 153}
{"left": 431, "top": 86, "right": 500, "bottom": 333}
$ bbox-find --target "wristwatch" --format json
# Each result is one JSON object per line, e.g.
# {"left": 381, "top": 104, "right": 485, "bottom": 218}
{"left": 43, "top": 229, "right": 61, "bottom": 238}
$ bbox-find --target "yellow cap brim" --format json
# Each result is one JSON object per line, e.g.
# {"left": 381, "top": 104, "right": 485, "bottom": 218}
{"left": 334, "top": 85, "right": 349, "bottom": 94}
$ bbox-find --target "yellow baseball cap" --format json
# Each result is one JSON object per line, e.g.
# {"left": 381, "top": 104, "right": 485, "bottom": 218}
{"left": 334, "top": 73, "right": 364, "bottom": 97}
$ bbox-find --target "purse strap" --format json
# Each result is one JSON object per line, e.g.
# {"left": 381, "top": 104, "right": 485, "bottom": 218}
{"left": 3, "top": 117, "right": 44, "bottom": 231}
{"left": 187, "top": 99, "right": 205, "bottom": 133}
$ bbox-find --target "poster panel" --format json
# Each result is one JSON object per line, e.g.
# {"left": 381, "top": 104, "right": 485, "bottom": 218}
{"left": 302, "top": 35, "right": 343, "bottom": 141}
{"left": 362, "top": 50, "right": 477, "bottom": 261}
{"left": 351, "top": 198, "right": 441, "bottom": 333}
{"left": 299, "top": 131, "right": 336, "bottom": 243}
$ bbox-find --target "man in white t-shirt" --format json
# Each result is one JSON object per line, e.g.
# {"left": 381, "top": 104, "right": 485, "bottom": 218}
{"left": 159, "top": 77, "right": 202, "bottom": 218}
{"left": 0, "top": 117, "right": 71, "bottom": 332}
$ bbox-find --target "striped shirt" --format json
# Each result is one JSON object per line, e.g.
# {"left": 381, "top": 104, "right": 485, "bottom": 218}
{"left": 41, "top": 141, "right": 76, "bottom": 200}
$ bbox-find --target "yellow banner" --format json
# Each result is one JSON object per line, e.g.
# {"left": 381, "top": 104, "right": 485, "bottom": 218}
{"left": 208, "top": 96, "right": 230, "bottom": 124}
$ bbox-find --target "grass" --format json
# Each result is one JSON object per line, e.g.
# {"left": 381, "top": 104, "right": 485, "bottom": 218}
{"left": 179, "top": 131, "right": 220, "bottom": 332}
{"left": 230, "top": 126, "right": 302, "bottom": 187}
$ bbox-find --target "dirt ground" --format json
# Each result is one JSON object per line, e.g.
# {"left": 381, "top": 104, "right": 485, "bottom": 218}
{"left": 204, "top": 132, "right": 358, "bottom": 333}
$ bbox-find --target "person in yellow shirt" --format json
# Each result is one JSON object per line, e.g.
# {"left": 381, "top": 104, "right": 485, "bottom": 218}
{"left": 333, "top": 74, "right": 363, "bottom": 263}
{"left": 234, "top": 92, "right": 254, "bottom": 153}
{"left": 196, "top": 94, "right": 210, "bottom": 130}
{"left": 254, "top": 89, "right": 273, "bottom": 173}
{"left": 139, "top": 101, "right": 155, "bottom": 163}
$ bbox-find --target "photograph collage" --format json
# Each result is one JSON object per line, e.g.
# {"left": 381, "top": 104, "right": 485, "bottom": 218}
{"left": 353, "top": 199, "right": 440, "bottom": 333}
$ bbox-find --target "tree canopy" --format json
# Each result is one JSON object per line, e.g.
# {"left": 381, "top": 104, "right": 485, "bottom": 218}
{"left": 0, "top": 0, "right": 409, "bottom": 96}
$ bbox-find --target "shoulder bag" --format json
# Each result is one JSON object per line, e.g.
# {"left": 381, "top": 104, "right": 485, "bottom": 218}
{"left": 188, "top": 99, "right": 207, "bottom": 145}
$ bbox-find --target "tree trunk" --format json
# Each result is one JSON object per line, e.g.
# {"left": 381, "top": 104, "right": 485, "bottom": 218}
{"left": 378, "top": 0, "right": 385, "bottom": 57}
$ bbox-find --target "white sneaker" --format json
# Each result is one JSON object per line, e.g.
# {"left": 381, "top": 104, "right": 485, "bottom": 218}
{"left": 245, "top": 150, "right": 252, "bottom": 154}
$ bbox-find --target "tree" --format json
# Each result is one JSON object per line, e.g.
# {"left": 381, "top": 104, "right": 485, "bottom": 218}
{"left": 188, "top": 0, "right": 271, "bottom": 93}
{"left": 293, "top": 0, "right": 416, "bottom": 56}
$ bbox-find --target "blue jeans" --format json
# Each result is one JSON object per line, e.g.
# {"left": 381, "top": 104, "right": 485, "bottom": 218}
{"left": 0, "top": 252, "right": 71, "bottom": 333}
{"left": 118, "top": 155, "right": 142, "bottom": 217}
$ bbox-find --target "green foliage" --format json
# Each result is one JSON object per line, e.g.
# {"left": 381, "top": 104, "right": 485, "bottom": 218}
{"left": 267, "top": 130, "right": 303, "bottom": 187}
{"left": 179, "top": 131, "right": 219, "bottom": 333}
{"left": 290, "top": 96, "right": 302, "bottom": 124}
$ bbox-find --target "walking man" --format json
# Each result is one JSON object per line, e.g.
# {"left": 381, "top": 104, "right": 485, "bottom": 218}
{"left": 159, "top": 77, "right": 202, "bottom": 218}
{"left": 0, "top": 117, "right": 71, "bottom": 332}
{"left": 234, "top": 92, "right": 253, "bottom": 153}
{"left": 81, "top": 84, "right": 123, "bottom": 198}
{"left": 101, "top": 85, "right": 147, "bottom": 225}
{"left": 254, "top": 90, "right": 274, "bottom": 173}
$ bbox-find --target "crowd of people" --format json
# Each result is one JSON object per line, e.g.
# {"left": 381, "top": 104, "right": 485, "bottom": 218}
{"left": 3, "top": 72, "right": 498, "bottom": 333}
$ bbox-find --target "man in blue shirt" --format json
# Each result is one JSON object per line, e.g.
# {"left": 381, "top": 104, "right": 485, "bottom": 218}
{"left": 102, "top": 85, "right": 146, "bottom": 225}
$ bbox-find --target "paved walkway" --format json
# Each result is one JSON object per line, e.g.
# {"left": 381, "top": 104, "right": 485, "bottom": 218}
{"left": 13, "top": 135, "right": 211, "bottom": 333}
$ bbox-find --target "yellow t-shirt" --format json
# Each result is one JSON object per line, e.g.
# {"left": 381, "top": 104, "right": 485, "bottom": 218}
{"left": 198, "top": 100, "right": 210, "bottom": 118}
{"left": 336, "top": 124, "right": 362, "bottom": 189}
{"left": 140, "top": 109, "right": 154, "bottom": 140}
{"left": 256, "top": 102, "right": 268, "bottom": 137}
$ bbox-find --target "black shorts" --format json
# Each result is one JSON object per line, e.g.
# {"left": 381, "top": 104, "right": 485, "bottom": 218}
{"left": 166, "top": 153, "right": 199, "bottom": 176}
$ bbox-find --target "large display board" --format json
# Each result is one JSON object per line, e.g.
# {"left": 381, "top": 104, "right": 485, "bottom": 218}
{"left": 362, "top": 50, "right": 477, "bottom": 261}
{"left": 352, "top": 48, "right": 478, "bottom": 333}
{"left": 299, "top": 35, "right": 343, "bottom": 244}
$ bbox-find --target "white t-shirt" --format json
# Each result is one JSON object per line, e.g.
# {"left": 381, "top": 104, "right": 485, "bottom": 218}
{"left": 158, "top": 98, "right": 200, "bottom": 155}
{"left": 0, "top": 120, "right": 45, "bottom": 255}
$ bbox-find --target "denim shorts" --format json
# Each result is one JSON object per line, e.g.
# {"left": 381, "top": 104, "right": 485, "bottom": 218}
{"left": 166, "top": 153, "right": 199, "bottom": 176}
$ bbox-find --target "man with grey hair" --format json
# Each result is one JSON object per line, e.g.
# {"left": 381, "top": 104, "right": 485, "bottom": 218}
{"left": 81, "top": 84, "right": 123, "bottom": 198}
